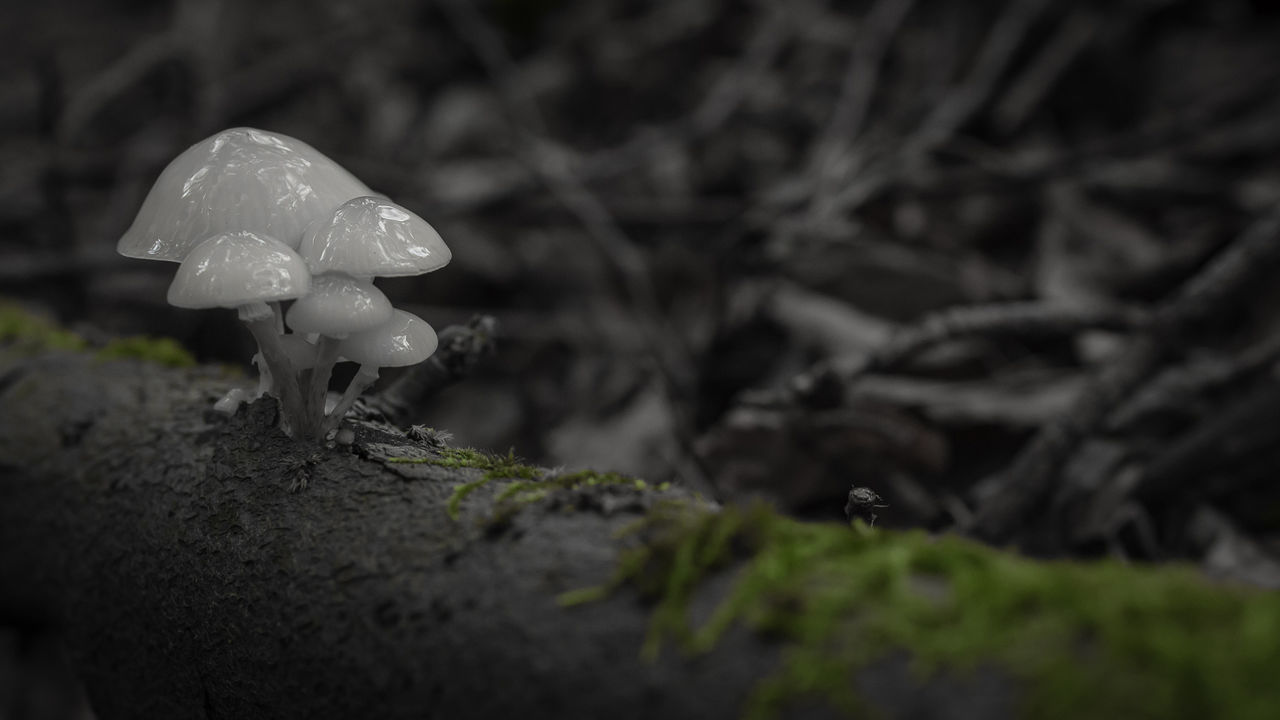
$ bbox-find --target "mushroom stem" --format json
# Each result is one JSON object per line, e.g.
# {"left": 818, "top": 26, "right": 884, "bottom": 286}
{"left": 270, "top": 301, "right": 285, "bottom": 334}
{"left": 323, "top": 365, "right": 379, "bottom": 436}
{"left": 251, "top": 352, "right": 272, "bottom": 399}
{"left": 238, "top": 301, "right": 274, "bottom": 323}
{"left": 241, "top": 310, "right": 306, "bottom": 437}
{"left": 307, "top": 336, "right": 342, "bottom": 436}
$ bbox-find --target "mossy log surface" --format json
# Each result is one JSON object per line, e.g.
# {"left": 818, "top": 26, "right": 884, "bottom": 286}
{"left": 0, "top": 349, "right": 1275, "bottom": 719}
{"left": 0, "top": 351, "right": 985, "bottom": 720}
{"left": 0, "top": 352, "right": 756, "bottom": 719}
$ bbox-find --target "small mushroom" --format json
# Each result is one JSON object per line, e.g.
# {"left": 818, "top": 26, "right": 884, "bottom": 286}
{"left": 324, "top": 309, "right": 438, "bottom": 435}
{"left": 285, "top": 274, "right": 393, "bottom": 337}
{"left": 167, "top": 230, "right": 311, "bottom": 433}
{"left": 167, "top": 231, "right": 310, "bottom": 315}
{"left": 295, "top": 196, "right": 450, "bottom": 436}
{"left": 299, "top": 196, "right": 451, "bottom": 277}
{"left": 118, "top": 127, "right": 372, "bottom": 262}
{"left": 285, "top": 274, "right": 393, "bottom": 435}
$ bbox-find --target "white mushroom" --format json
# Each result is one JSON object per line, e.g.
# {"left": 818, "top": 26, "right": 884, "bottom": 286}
{"left": 323, "top": 309, "right": 438, "bottom": 435}
{"left": 299, "top": 196, "right": 451, "bottom": 277}
{"left": 168, "top": 231, "right": 311, "bottom": 433}
{"left": 168, "top": 232, "right": 310, "bottom": 314}
{"left": 294, "top": 196, "right": 449, "bottom": 437}
{"left": 118, "top": 128, "right": 373, "bottom": 262}
{"left": 115, "top": 128, "right": 456, "bottom": 442}
{"left": 285, "top": 274, "right": 393, "bottom": 434}
{"left": 285, "top": 274, "right": 392, "bottom": 337}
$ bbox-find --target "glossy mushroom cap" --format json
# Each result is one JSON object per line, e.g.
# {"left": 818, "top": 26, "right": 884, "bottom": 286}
{"left": 167, "top": 231, "right": 311, "bottom": 309}
{"left": 119, "top": 128, "right": 373, "bottom": 262}
{"left": 299, "top": 196, "right": 451, "bottom": 277}
{"left": 336, "top": 309, "right": 438, "bottom": 368}
{"left": 285, "top": 274, "right": 393, "bottom": 337}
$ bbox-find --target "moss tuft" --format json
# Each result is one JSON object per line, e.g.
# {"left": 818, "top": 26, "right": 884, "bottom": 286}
{"left": 496, "top": 469, "right": 637, "bottom": 504}
{"left": 388, "top": 447, "right": 544, "bottom": 521}
{"left": 447, "top": 477, "right": 494, "bottom": 521}
{"left": 562, "top": 501, "right": 1280, "bottom": 720}
{"left": 0, "top": 304, "right": 86, "bottom": 352}
{"left": 1, "top": 302, "right": 195, "bottom": 366}
{"left": 388, "top": 447, "right": 542, "bottom": 478}
{"left": 96, "top": 336, "right": 196, "bottom": 367}
{"left": 485, "top": 469, "right": 677, "bottom": 529}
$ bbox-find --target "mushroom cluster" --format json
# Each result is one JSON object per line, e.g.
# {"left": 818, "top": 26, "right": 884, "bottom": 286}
{"left": 118, "top": 128, "right": 449, "bottom": 440}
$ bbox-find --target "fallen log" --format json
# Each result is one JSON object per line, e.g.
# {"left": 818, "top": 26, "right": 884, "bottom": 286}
{"left": 1, "top": 345, "right": 1277, "bottom": 720}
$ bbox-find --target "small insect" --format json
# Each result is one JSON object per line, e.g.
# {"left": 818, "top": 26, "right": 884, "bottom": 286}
{"left": 844, "top": 486, "right": 888, "bottom": 527}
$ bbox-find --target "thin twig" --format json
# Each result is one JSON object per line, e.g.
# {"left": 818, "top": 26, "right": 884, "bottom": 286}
{"left": 991, "top": 7, "right": 1096, "bottom": 133}
{"left": 426, "top": 4, "right": 792, "bottom": 213}
{"left": 433, "top": 0, "right": 548, "bottom": 134}
{"left": 1106, "top": 331, "right": 1280, "bottom": 433}
{"left": 814, "top": 0, "right": 1053, "bottom": 216}
{"left": 688, "top": 7, "right": 794, "bottom": 135}
{"left": 56, "top": 35, "right": 177, "bottom": 143}
{"left": 806, "top": 0, "right": 916, "bottom": 211}
{"left": 788, "top": 301, "right": 1147, "bottom": 407}
{"left": 909, "top": 0, "right": 1053, "bottom": 154}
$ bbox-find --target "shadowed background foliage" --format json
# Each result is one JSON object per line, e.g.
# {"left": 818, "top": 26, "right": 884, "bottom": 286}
{"left": 4, "top": 0, "right": 1275, "bottom": 501}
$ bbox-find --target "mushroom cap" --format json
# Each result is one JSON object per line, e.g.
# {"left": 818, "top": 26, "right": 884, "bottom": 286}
{"left": 299, "top": 196, "right": 451, "bottom": 277}
{"left": 119, "top": 128, "right": 373, "bottom": 262}
{"left": 336, "top": 309, "right": 438, "bottom": 368}
{"left": 285, "top": 274, "right": 393, "bottom": 337}
{"left": 167, "top": 231, "right": 311, "bottom": 309}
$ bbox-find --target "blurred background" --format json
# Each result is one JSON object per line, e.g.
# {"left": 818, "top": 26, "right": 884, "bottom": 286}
{"left": 4, "top": 0, "right": 1280, "bottom": 716}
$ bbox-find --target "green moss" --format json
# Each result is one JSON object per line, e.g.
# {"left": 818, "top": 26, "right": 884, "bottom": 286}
{"left": 388, "top": 447, "right": 544, "bottom": 521}
{"left": 96, "top": 335, "right": 196, "bottom": 367}
{"left": 1, "top": 301, "right": 194, "bottom": 366}
{"left": 485, "top": 469, "right": 676, "bottom": 529}
{"left": 0, "top": 303, "right": 86, "bottom": 352}
{"left": 561, "top": 501, "right": 1280, "bottom": 720}
{"left": 388, "top": 447, "right": 542, "bottom": 478}
{"left": 447, "top": 477, "right": 495, "bottom": 521}
{"left": 496, "top": 469, "right": 640, "bottom": 504}
{"left": 393, "top": 452, "right": 675, "bottom": 524}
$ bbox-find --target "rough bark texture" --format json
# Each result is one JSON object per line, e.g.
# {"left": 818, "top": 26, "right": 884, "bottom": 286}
{"left": 0, "top": 350, "right": 1010, "bottom": 720}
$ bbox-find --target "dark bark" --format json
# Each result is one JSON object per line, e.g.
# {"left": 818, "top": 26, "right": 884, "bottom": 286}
{"left": 0, "top": 351, "right": 1010, "bottom": 720}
